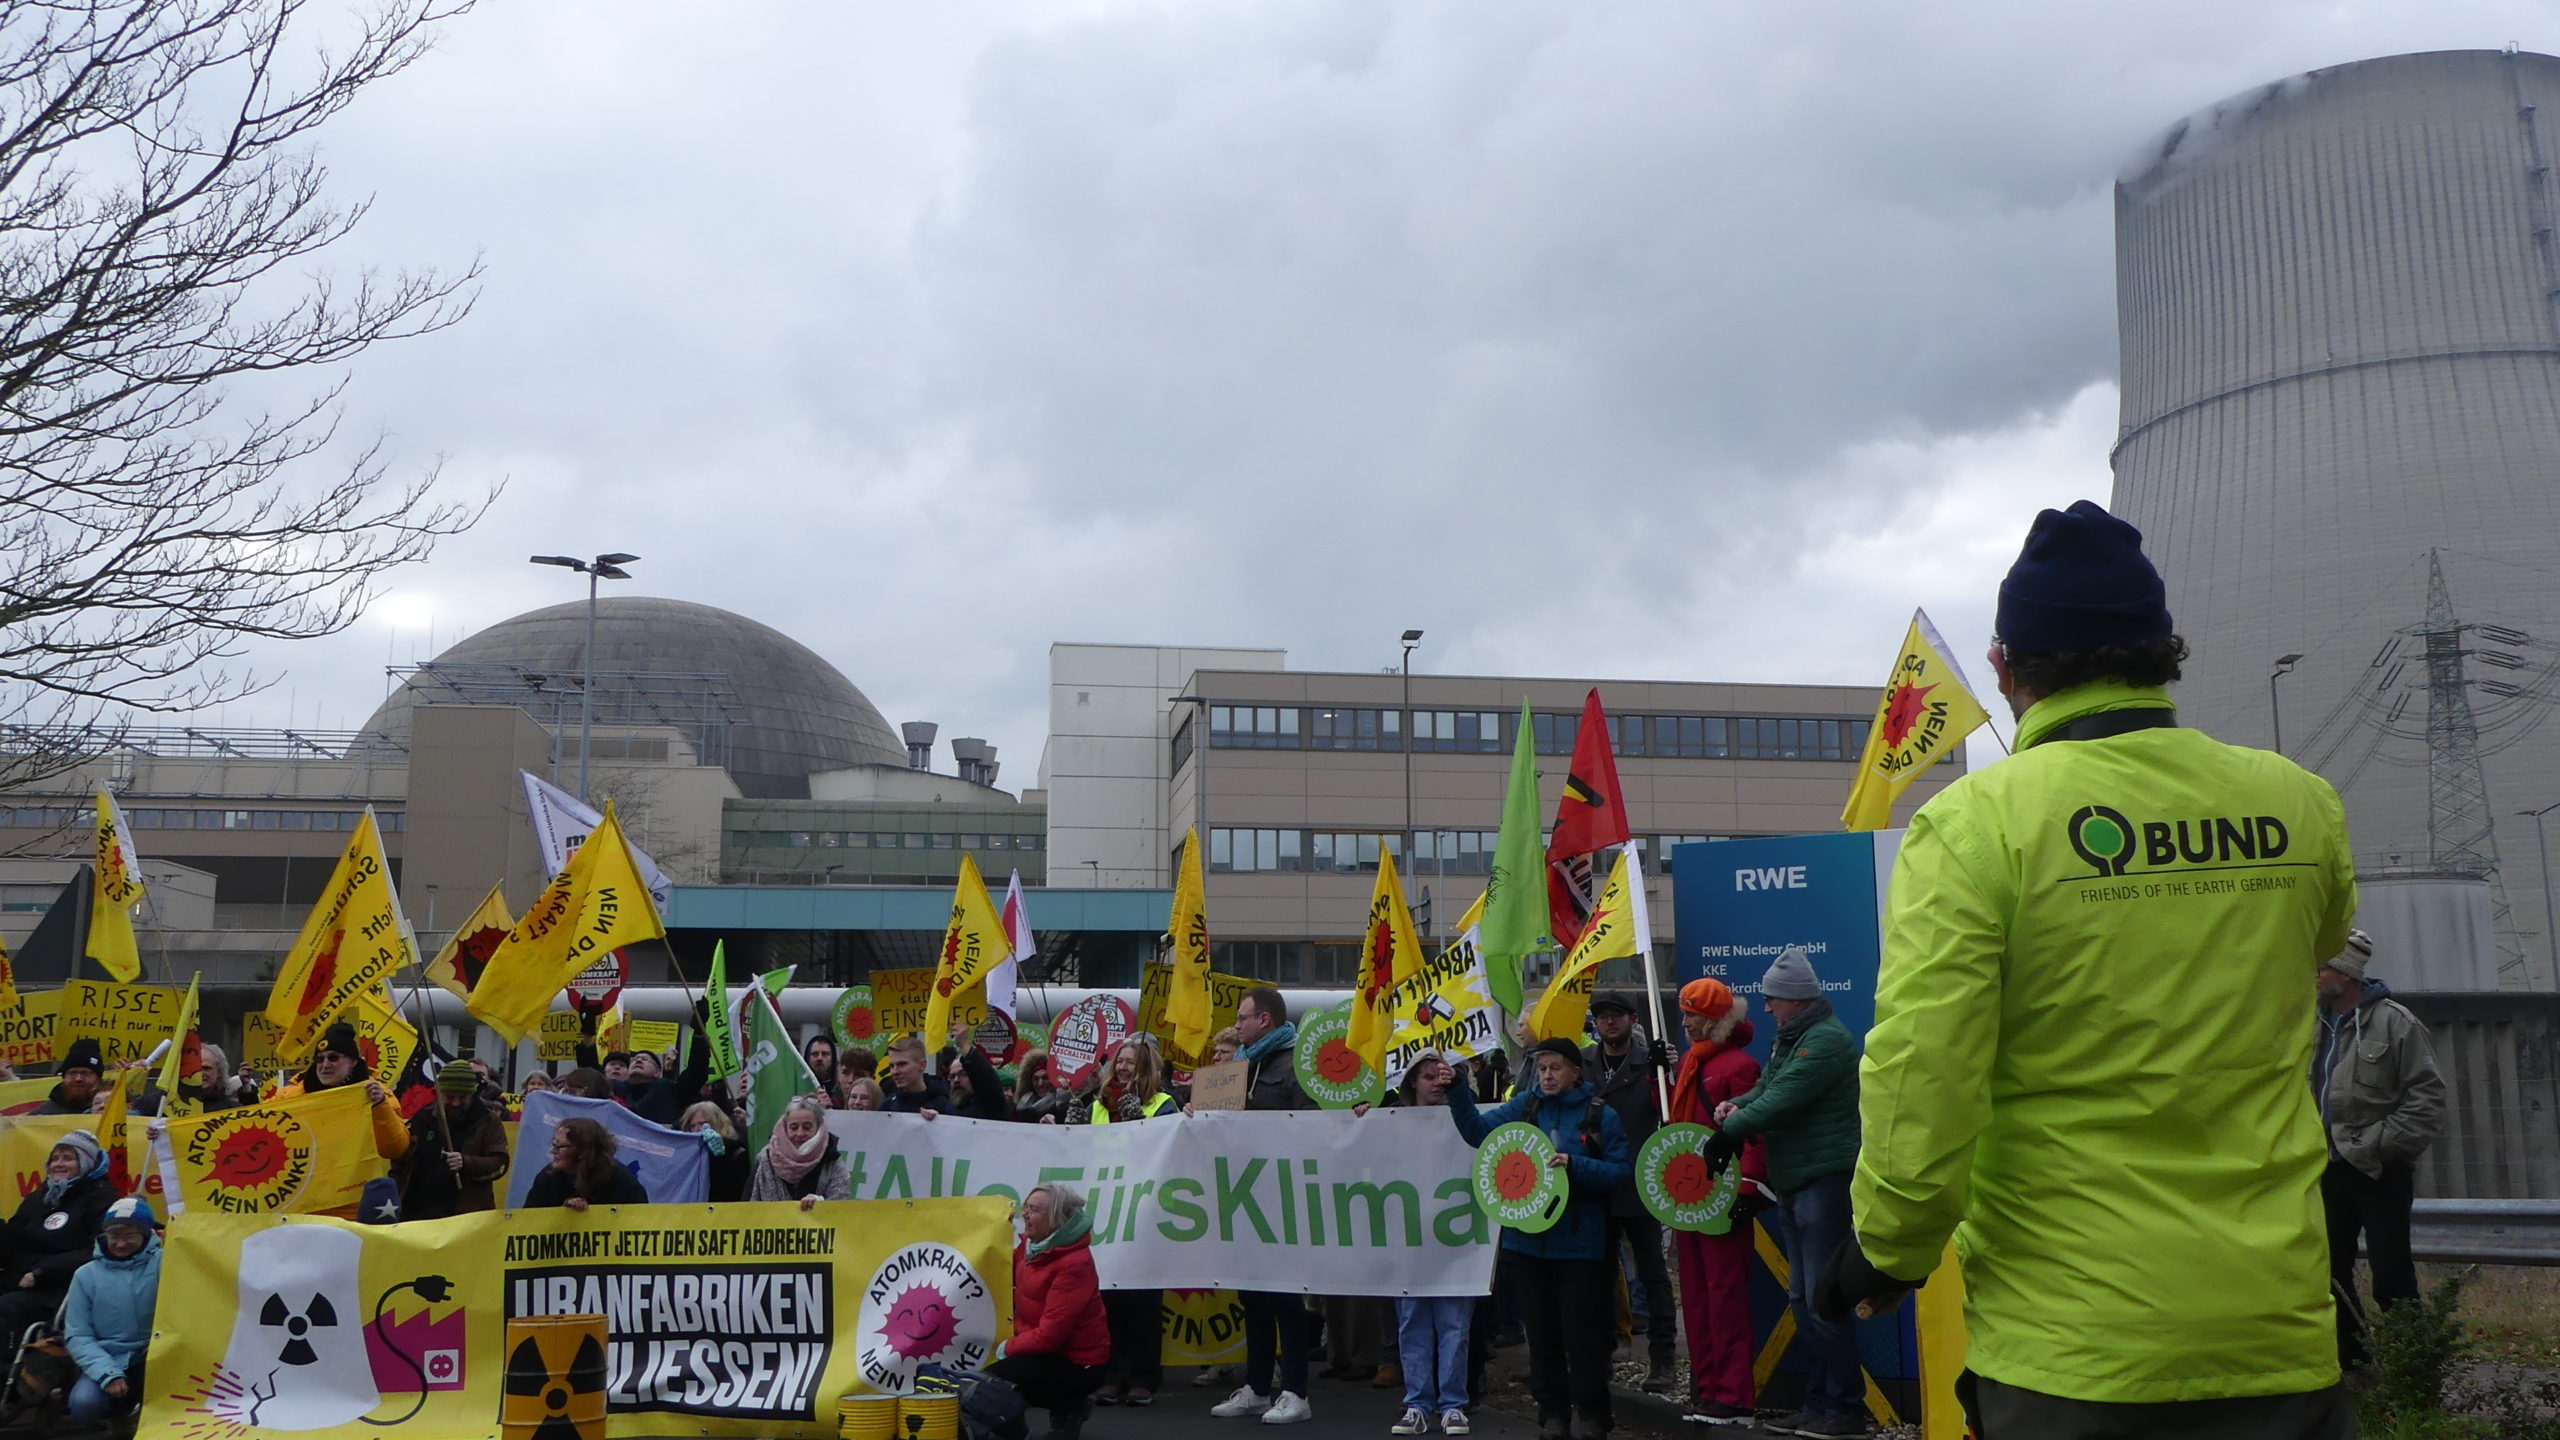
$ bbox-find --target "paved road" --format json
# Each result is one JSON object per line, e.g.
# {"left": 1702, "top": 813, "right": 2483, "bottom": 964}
{"left": 1070, "top": 1372, "right": 1553, "bottom": 1439}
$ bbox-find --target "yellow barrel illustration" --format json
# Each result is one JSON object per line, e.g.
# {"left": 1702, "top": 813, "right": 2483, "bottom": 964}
{"left": 501, "top": 1313, "right": 609, "bottom": 1440}
{"left": 837, "top": 1393, "right": 901, "bottom": 1440}
{"left": 894, "top": 1383, "right": 961, "bottom": 1440}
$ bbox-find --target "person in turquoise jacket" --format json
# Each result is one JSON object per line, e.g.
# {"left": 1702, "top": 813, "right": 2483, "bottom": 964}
{"left": 64, "top": 1195, "right": 161, "bottom": 1423}
{"left": 1833, "top": 501, "right": 2359, "bottom": 1440}
{"left": 1450, "top": 1036, "right": 1630, "bottom": 1440}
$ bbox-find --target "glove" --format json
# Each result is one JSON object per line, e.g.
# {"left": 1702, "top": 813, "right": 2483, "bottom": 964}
{"left": 1702, "top": 1127, "right": 1741, "bottom": 1173}
{"left": 1647, "top": 1036, "right": 1674, "bottom": 1073}
{"left": 1812, "top": 1235, "right": 1925, "bottom": 1323}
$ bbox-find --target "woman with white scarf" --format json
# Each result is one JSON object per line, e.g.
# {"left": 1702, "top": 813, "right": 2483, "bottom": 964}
{"left": 747, "top": 1096, "right": 852, "bottom": 1211}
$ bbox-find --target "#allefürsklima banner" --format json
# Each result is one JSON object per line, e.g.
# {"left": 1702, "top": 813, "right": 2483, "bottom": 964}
{"left": 137, "top": 1198, "right": 1015, "bottom": 1439}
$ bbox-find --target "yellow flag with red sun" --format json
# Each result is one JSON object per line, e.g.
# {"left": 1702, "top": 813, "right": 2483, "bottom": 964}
{"left": 1842, "top": 608, "right": 1991, "bottom": 831}
{"left": 152, "top": 1083, "right": 387, "bottom": 1217}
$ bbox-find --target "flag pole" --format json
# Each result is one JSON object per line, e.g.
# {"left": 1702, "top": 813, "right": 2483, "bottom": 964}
{"left": 1629, "top": 843, "right": 1673, "bottom": 1120}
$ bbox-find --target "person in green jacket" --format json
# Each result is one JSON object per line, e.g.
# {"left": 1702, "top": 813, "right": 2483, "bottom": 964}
{"left": 1828, "top": 501, "right": 2359, "bottom": 1440}
{"left": 1705, "top": 946, "right": 1866, "bottom": 1438}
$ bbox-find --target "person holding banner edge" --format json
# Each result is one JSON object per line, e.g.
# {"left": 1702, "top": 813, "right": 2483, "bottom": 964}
{"left": 1210, "top": 986, "right": 1317, "bottom": 1427}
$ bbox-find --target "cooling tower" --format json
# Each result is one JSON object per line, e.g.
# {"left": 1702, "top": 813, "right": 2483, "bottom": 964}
{"left": 2112, "top": 49, "right": 2560, "bottom": 988}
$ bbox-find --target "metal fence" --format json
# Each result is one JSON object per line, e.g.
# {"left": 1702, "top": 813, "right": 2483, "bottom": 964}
{"left": 2410, "top": 1199, "right": 2560, "bottom": 1266}
{"left": 2400, "top": 992, "right": 2560, "bottom": 1200}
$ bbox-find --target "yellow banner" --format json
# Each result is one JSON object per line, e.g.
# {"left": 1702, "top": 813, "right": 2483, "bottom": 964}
{"left": 1350, "top": 850, "right": 1425, "bottom": 1069}
{"left": 0, "top": 1113, "right": 97, "bottom": 1198}
{"left": 90, "top": 787, "right": 146, "bottom": 982}
{"left": 138, "top": 1198, "right": 1017, "bottom": 1438}
{"left": 471, "top": 802, "right": 664, "bottom": 1044}
{"left": 1842, "top": 608, "right": 1991, "bottom": 831}
{"left": 1135, "top": 963, "right": 1254, "bottom": 1072}
{"left": 153, "top": 1084, "right": 389, "bottom": 1218}
{"left": 0, "top": 988, "right": 59, "bottom": 1068}
{"left": 871, "top": 968, "right": 984, "bottom": 1042}
{"left": 0, "top": 924, "right": 17, "bottom": 1015}
{"left": 0, "top": 1076, "right": 55, "bottom": 1116}
{"left": 1385, "top": 894, "right": 1498, "bottom": 1073}
{"left": 64, "top": 979, "right": 181, "bottom": 1063}
{"left": 264, "top": 811, "right": 415, "bottom": 1059}
{"left": 1165, "top": 828, "right": 1214, "bottom": 1063}
{"left": 923, "top": 853, "right": 1010, "bottom": 1048}
{"left": 1527, "top": 849, "right": 1645, "bottom": 1042}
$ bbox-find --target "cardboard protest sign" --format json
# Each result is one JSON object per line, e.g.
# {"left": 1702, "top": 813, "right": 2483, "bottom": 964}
{"left": 1135, "top": 963, "right": 1254, "bottom": 1070}
{"left": 0, "top": 988, "right": 58, "bottom": 1067}
{"left": 871, "top": 967, "right": 984, "bottom": 1041}
{"left": 63, "top": 979, "right": 180, "bottom": 1062}
{"left": 1186, "top": 1059, "right": 1249, "bottom": 1111}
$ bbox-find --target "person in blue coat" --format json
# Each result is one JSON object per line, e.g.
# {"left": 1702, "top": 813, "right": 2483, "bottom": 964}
{"left": 1450, "top": 1036, "right": 1631, "bottom": 1440}
{"left": 64, "top": 1195, "right": 160, "bottom": 1423}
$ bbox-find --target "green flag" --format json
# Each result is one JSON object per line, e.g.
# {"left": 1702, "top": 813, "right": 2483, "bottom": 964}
{"left": 704, "top": 941, "right": 740, "bottom": 1078}
{"left": 737, "top": 981, "right": 821, "bottom": 1137}
{"left": 758, "top": 965, "right": 796, "bottom": 998}
{"left": 1479, "top": 698, "right": 1547, "bottom": 1014}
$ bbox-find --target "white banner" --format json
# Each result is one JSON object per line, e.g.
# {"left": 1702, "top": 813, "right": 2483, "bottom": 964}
{"left": 824, "top": 1107, "right": 1497, "bottom": 1298}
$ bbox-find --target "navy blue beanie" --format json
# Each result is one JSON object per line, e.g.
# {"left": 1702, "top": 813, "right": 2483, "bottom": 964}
{"left": 1995, "top": 501, "right": 2172, "bottom": 653}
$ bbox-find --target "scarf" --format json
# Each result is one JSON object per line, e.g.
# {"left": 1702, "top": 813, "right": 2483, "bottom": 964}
{"left": 1238, "top": 1022, "right": 1296, "bottom": 1065}
{"left": 1028, "top": 1199, "right": 1093, "bottom": 1260}
{"left": 1669, "top": 1018, "right": 1756, "bottom": 1125}
{"left": 763, "top": 1115, "right": 832, "bottom": 1185}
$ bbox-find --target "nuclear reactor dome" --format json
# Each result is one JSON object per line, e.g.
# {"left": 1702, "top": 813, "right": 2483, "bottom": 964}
{"left": 360, "top": 596, "right": 905, "bottom": 799}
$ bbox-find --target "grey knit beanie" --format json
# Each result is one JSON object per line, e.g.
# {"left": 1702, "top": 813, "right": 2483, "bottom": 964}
{"left": 1760, "top": 946, "right": 1823, "bottom": 1001}
{"left": 2324, "top": 930, "right": 2373, "bottom": 983}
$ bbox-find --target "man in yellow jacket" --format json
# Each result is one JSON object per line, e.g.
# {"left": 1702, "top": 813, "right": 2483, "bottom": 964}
{"left": 273, "top": 1021, "right": 412, "bottom": 1218}
{"left": 1830, "top": 501, "right": 2358, "bottom": 1440}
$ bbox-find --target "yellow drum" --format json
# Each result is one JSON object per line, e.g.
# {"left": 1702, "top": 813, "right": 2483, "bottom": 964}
{"left": 837, "top": 1393, "right": 901, "bottom": 1440}
{"left": 500, "top": 1313, "right": 609, "bottom": 1440}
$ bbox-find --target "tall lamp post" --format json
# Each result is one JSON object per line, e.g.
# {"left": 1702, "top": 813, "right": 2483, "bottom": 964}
{"left": 1401, "top": 629, "right": 1423, "bottom": 881}
{"left": 2268, "top": 652, "right": 2303, "bottom": 755}
{"left": 2521, "top": 800, "right": 2560, "bottom": 986}
{"left": 530, "top": 552, "right": 639, "bottom": 801}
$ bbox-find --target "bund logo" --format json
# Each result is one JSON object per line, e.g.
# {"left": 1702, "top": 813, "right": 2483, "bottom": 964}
{"left": 2067, "top": 806, "right": 2136, "bottom": 877}
{"left": 2064, "top": 804, "right": 2293, "bottom": 880}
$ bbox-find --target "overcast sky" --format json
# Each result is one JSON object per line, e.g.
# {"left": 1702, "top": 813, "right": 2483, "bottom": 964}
{"left": 204, "top": 0, "right": 2555, "bottom": 780}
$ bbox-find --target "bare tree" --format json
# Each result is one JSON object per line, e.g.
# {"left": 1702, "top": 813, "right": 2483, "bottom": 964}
{"left": 0, "top": 0, "right": 489, "bottom": 790}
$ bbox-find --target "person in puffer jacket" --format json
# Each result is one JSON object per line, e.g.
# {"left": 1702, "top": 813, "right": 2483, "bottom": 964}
{"left": 1449, "top": 1036, "right": 1630, "bottom": 1440}
{"left": 987, "top": 1182, "right": 1110, "bottom": 1440}
{"left": 64, "top": 1195, "right": 161, "bottom": 1422}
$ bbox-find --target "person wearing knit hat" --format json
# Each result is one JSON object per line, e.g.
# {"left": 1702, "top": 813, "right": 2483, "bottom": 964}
{"left": 33, "top": 1037, "right": 107, "bottom": 1114}
{"left": 1844, "top": 500, "right": 2364, "bottom": 1440}
{"left": 396, "top": 1056, "right": 511, "bottom": 1220}
{"left": 2313, "top": 928, "right": 2445, "bottom": 1372}
{"left": 1667, "top": 976, "right": 1764, "bottom": 1425}
{"left": 0, "top": 1120, "right": 115, "bottom": 1346}
{"left": 62, "top": 1194, "right": 160, "bottom": 1423}
{"left": 1582, "top": 989, "right": 1678, "bottom": 1394}
{"left": 1705, "top": 946, "right": 1862, "bottom": 1435}
{"left": 1448, "top": 1019, "right": 1629, "bottom": 1439}
{"left": 274, "top": 1017, "right": 412, "bottom": 1218}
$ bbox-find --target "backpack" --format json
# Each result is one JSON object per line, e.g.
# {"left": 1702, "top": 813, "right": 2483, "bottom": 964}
{"left": 915, "top": 1363, "right": 1027, "bottom": 1440}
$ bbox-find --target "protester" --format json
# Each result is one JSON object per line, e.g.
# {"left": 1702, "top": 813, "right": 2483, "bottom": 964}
{"left": 62, "top": 1195, "right": 159, "bottom": 1424}
{"left": 841, "top": 1075, "right": 884, "bottom": 1112}
{"left": 185, "top": 1042, "right": 240, "bottom": 1110}
{"left": 1842, "top": 500, "right": 2363, "bottom": 1440}
{"left": 1389, "top": 1051, "right": 1473, "bottom": 1437}
{"left": 683, "top": 1102, "right": 752, "bottom": 1202}
{"left": 1451, "top": 1036, "right": 1629, "bottom": 1440}
{"left": 523, "top": 1116, "right": 649, "bottom": 1210}
{"left": 1012, "top": 1048, "right": 1074, "bottom": 1124}
{"left": 938, "top": 1022, "right": 1013, "bottom": 1120}
{"left": 33, "top": 1038, "right": 105, "bottom": 1114}
{"left": 1666, "top": 978, "right": 1764, "bottom": 1427}
{"left": 618, "top": 1036, "right": 709, "bottom": 1129}
{"left": 1211, "top": 986, "right": 1316, "bottom": 1426}
{"left": 0, "top": 1131, "right": 113, "bottom": 1340}
{"left": 395, "top": 1059, "right": 511, "bottom": 1219}
{"left": 521, "top": 1071, "right": 554, "bottom": 1096}
{"left": 879, "top": 1035, "right": 952, "bottom": 1114}
{"left": 275, "top": 1022, "right": 412, "bottom": 1217}
{"left": 554, "top": 1067, "right": 611, "bottom": 1100}
{"left": 987, "top": 1182, "right": 1110, "bottom": 1440}
{"left": 804, "top": 1034, "right": 840, "bottom": 1103}
{"left": 839, "top": 1045, "right": 879, "bottom": 1084}
{"left": 1583, "top": 990, "right": 1678, "bottom": 1394}
{"left": 1078, "top": 1036, "right": 1174, "bottom": 1408}
{"left": 2315, "top": 929, "right": 2446, "bottom": 1368}
{"left": 746, "top": 1095, "right": 852, "bottom": 1210}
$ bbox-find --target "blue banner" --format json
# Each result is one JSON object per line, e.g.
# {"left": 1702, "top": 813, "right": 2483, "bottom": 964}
{"left": 505, "top": 1091, "right": 710, "bottom": 1206}
{"left": 1669, "top": 831, "right": 1895, "bottom": 1062}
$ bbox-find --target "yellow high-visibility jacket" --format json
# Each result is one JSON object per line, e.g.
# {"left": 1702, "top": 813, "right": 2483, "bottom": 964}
{"left": 1854, "top": 679, "right": 2356, "bottom": 1404}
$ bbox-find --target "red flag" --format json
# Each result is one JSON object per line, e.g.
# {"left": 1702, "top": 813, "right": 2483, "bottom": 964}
{"left": 1544, "top": 689, "right": 1631, "bottom": 949}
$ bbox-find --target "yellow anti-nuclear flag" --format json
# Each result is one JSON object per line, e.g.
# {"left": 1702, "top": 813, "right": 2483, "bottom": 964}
{"left": 153, "top": 973, "right": 201, "bottom": 1117}
{"left": 924, "top": 853, "right": 1010, "bottom": 1047}
{"left": 90, "top": 787, "right": 146, "bottom": 982}
{"left": 263, "top": 809, "right": 412, "bottom": 1060}
{"left": 1165, "top": 828, "right": 1214, "bottom": 1064}
{"left": 1349, "top": 848, "right": 1425, "bottom": 1072}
{"left": 352, "top": 986, "right": 419, "bottom": 1085}
{"left": 425, "top": 880, "right": 514, "bottom": 1002}
{"left": 153, "top": 1084, "right": 388, "bottom": 1217}
{"left": 468, "top": 801, "right": 665, "bottom": 1045}
{"left": 1843, "top": 608, "right": 1991, "bottom": 832}
{"left": 1527, "top": 846, "right": 1650, "bottom": 1042}
{"left": 0, "top": 923, "right": 18, "bottom": 1016}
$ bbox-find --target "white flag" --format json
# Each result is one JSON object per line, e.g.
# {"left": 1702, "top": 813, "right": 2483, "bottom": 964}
{"left": 520, "top": 770, "right": 674, "bottom": 909}
{"left": 990, "top": 870, "right": 1035, "bottom": 1021}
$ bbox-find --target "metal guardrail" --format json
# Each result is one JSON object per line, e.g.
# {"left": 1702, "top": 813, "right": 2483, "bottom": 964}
{"left": 2409, "top": 1198, "right": 2560, "bottom": 1266}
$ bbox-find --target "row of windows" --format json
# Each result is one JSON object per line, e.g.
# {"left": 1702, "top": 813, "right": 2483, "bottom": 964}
{"left": 0, "top": 806, "right": 404, "bottom": 832}
{"left": 1204, "top": 828, "right": 1758, "bottom": 875}
{"left": 731, "top": 831, "right": 1046, "bottom": 852}
{"left": 1197, "top": 705, "right": 1886, "bottom": 761}
{"left": 1212, "top": 939, "right": 1671, "bottom": 987}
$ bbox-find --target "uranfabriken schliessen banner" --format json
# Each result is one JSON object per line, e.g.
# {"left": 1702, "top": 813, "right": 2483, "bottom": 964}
{"left": 825, "top": 1107, "right": 1498, "bottom": 1297}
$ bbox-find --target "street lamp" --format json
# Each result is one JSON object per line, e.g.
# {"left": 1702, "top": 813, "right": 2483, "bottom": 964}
{"left": 2520, "top": 801, "right": 2560, "bottom": 986}
{"left": 1401, "top": 630, "right": 1423, "bottom": 880}
{"left": 530, "top": 552, "right": 640, "bottom": 801}
{"left": 2268, "top": 653, "right": 2303, "bottom": 755}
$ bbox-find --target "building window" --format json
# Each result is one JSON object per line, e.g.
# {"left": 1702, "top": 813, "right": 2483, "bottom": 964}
{"left": 1410, "top": 829, "right": 1499, "bottom": 875}
{"left": 1309, "top": 707, "right": 1400, "bottom": 751}
{"left": 845, "top": 832, "right": 869, "bottom": 847}
{"left": 931, "top": 834, "right": 955, "bottom": 848}
{"left": 903, "top": 834, "right": 927, "bottom": 849}
{"left": 1532, "top": 711, "right": 1578, "bottom": 756}
{"left": 1210, "top": 704, "right": 1299, "bottom": 749}
{"left": 1411, "top": 711, "right": 1503, "bottom": 753}
{"left": 1171, "top": 715, "right": 1196, "bottom": 772}
{"left": 1209, "top": 827, "right": 1301, "bottom": 873}
{"left": 1607, "top": 713, "right": 1646, "bottom": 757}
{"left": 1309, "top": 831, "right": 1402, "bottom": 873}
{"left": 788, "top": 833, "right": 813, "bottom": 848}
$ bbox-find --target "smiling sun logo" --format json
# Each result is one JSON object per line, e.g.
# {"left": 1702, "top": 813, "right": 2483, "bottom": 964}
{"left": 1881, "top": 680, "right": 1938, "bottom": 750}
{"left": 854, "top": 1242, "right": 996, "bottom": 1393}
{"left": 186, "top": 1108, "right": 314, "bottom": 1213}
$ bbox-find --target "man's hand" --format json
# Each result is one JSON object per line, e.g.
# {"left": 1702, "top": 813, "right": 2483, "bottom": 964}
{"left": 948, "top": 1018, "right": 973, "bottom": 1051}
{"left": 1547, "top": 1152, "right": 1571, "bottom": 1170}
{"left": 363, "top": 1081, "right": 387, "bottom": 1108}
{"left": 1712, "top": 1099, "right": 1738, "bottom": 1125}
{"left": 445, "top": 1150, "right": 465, "bottom": 1173}
{"left": 920, "top": 1109, "right": 939, "bottom": 1121}
{"left": 799, "top": 1195, "right": 819, "bottom": 1213}
{"left": 1813, "top": 1236, "right": 1924, "bottom": 1323}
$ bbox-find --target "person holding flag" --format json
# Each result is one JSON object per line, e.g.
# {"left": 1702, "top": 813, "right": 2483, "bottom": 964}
{"left": 274, "top": 1022, "right": 412, "bottom": 1217}
{"left": 394, "top": 1059, "right": 510, "bottom": 1219}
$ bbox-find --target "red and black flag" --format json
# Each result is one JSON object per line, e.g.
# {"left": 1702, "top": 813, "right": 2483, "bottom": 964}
{"left": 1544, "top": 688, "right": 1631, "bottom": 949}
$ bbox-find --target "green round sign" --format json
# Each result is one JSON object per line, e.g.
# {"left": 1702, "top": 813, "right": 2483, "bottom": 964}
{"left": 831, "top": 986, "right": 877, "bottom": 1050}
{"left": 1637, "top": 1122, "right": 1741, "bottom": 1233}
{"left": 1472, "top": 1121, "right": 1567, "bottom": 1232}
{"left": 1016, "top": 1020, "right": 1050, "bottom": 1056}
{"left": 1293, "top": 1001, "right": 1385, "bottom": 1110}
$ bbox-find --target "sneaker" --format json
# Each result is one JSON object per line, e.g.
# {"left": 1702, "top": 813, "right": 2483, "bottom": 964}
{"left": 1762, "top": 1413, "right": 1816, "bottom": 1436}
{"left": 1440, "top": 1410, "right": 1471, "bottom": 1434}
{"left": 1211, "top": 1386, "right": 1274, "bottom": 1418}
{"left": 1124, "top": 1387, "right": 1154, "bottom": 1406}
{"left": 1392, "top": 1408, "right": 1431, "bottom": 1436}
{"left": 1680, "top": 1400, "right": 1754, "bottom": 1426}
{"left": 1093, "top": 1386, "right": 1121, "bottom": 1407}
{"left": 1791, "top": 1414, "right": 1870, "bottom": 1438}
{"left": 1262, "top": 1391, "right": 1314, "bottom": 1425}
{"left": 1196, "top": 1365, "right": 1238, "bottom": 1387}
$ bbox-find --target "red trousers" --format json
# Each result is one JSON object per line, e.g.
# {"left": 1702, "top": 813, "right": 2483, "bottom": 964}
{"left": 1675, "top": 1225, "right": 1756, "bottom": 1409}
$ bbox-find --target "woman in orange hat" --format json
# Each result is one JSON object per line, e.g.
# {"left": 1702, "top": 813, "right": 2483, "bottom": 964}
{"left": 1668, "top": 977, "right": 1767, "bottom": 1427}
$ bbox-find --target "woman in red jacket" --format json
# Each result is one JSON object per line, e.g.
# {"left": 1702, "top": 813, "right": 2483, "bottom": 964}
{"left": 987, "top": 1182, "right": 1111, "bottom": 1439}
{"left": 1670, "top": 977, "right": 1770, "bottom": 1427}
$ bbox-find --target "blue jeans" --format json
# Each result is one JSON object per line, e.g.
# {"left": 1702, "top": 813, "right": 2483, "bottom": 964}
{"left": 68, "top": 1374, "right": 131, "bottom": 1421}
{"left": 1395, "top": 1296, "right": 1472, "bottom": 1412}
{"left": 1778, "top": 1172, "right": 1865, "bottom": 1420}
